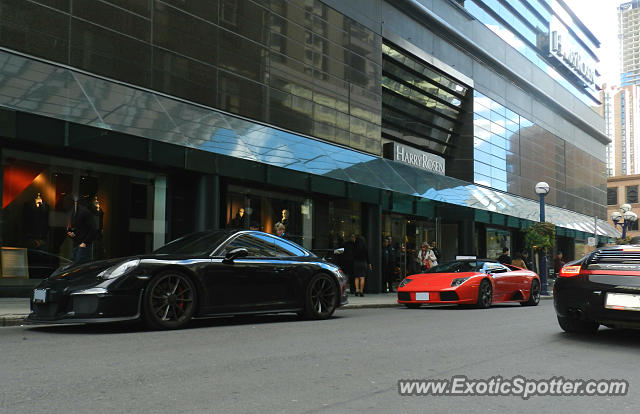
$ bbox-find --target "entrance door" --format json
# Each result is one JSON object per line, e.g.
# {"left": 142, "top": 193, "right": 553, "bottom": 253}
{"left": 383, "top": 214, "right": 438, "bottom": 279}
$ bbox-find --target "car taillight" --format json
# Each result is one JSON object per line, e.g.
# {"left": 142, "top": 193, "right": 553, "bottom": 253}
{"left": 558, "top": 265, "right": 581, "bottom": 277}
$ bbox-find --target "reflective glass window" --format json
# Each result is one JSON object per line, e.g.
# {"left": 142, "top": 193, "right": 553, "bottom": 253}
{"left": 223, "top": 233, "right": 276, "bottom": 258}
{"left": 607, "top": 188, "right": 618, "bottom": 205}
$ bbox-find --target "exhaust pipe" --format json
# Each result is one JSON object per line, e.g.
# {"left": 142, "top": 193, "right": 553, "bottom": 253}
{"left": 567, "top": 307, "right": 585, "bottom": 320}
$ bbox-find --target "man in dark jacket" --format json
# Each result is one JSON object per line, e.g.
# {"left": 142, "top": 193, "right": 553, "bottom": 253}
{"left": 67, "top": 196, "right": 97, "bottom": 265}
{"left": 382, "top": 237, "right": 397, "bottom": 292}
{"left": 498, "top": 247, "right": 512, "bottom": 265}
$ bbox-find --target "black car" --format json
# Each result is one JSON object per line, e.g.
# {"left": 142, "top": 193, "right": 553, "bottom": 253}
{"left": 554, "top": 245, "right": 640, "bottom": 333}
{"left": 27, "top": 230, "right": 348, "bottom": 329}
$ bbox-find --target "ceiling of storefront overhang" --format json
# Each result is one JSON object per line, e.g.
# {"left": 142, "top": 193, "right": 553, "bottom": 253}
{"left": 0, "top": 49, "right": 619, "bottom": 238}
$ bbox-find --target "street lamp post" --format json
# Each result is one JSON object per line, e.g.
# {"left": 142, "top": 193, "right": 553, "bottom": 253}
{"left": 535, "top": 182, "right": 550, "bottom": 295}
{"left": 611, "top": 204, "right": 638, "bottom": 240}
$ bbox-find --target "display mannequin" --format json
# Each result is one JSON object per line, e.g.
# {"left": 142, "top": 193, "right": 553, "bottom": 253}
{"left": 280, "top": 209, "right": 289, "bottom": 228}
{"left": 231, "top": 208, "right": 247, "bottom": 228}
{"left": 92, "top": 196, "right": 104, "bottom": 232}
{"left": 23, "top": 192, "right": 50, "bottom": 246}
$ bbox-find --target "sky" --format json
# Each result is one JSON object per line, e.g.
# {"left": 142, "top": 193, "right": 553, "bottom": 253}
{"left": 564, "top": 0, "right": 622, "bottom": 87}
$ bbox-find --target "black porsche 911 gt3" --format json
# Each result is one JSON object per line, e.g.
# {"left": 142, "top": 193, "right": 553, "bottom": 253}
{"left": 27, "top": 230, "right": 348, "bottom": 329}
{"left": 554, "top": 245, "right": 640, "bottom": 333}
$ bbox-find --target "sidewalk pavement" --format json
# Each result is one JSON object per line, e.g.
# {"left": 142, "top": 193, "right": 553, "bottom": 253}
{"left": 0, "top": 292, "right": 553, "bottom": 327}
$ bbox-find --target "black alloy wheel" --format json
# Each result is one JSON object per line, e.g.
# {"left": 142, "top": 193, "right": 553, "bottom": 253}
{"left": 303, "top": 273, "right": 338, "bottom": 319}
{"left": 476, "top": 279, "right": 492, "bottom": 309}
{"left": 557, "top": 316, "right": 599, "bottom": 334}
{"left": 143, "top": 271, "right": 196, "bottom": 330}
{"left": 521, "top": 279, "right": 540, "bottom": 306}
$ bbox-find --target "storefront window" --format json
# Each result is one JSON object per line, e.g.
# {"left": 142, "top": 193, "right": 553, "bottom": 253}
{"left": 225, "top": 184, "right": 313, "bottom": 249}
{"left": 326, "top": 199, "right": 361, "bottom": 249}
{"left": 486, "top": 227, "right": 511, "bottom": 261}
{"left": 382, "top": 213, "right": 437, "bottom": 278}
{"left": 0, "top": 150, "right": 161, "bottom": 282}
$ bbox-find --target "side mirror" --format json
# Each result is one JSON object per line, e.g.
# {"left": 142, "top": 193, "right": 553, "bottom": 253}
{"left": 223, "top": 247, "right": 248, "bottom": 264}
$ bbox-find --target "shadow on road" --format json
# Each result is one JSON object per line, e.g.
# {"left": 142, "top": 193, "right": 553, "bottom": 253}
{"left": 24, "top": 312, "right": 345, "bottom": 335}
{"left": 553, "top": 328, "right": 640, "bottom": 348}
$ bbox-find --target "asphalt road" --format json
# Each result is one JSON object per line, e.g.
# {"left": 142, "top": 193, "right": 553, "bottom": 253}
{"left": 1, "top": 301, "right": 638, "bottom": 414}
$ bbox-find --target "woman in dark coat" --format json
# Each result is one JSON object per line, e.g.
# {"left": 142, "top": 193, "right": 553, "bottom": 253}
{"left": 353, "top": 235, "right": 372, "bottom": 297}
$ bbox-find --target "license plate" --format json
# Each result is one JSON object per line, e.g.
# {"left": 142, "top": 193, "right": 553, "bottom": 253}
{"left": 33, "top": 289, "right": 47, "bottom": 303}
{"left": 415, "top": 292, "right": 429, "bottom": 301}
{"left": 605, "top": 292, "right": 640, "bottom": 311}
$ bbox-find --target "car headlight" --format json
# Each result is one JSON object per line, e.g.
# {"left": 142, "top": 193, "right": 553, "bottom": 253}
{"left": 97, "top": 259, "right": 140, "bottom": 280}
{"left": 451, "top": 277, "right": 470, "bottom": 287}
{"left": 399, "top": 278, "right": 413, "bottom": 287}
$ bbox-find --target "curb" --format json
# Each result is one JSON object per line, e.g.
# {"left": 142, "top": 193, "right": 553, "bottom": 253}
{"left": 342, "top": 303, "right": 401, "bottom": 309}
{"left": 1, "top": 316, "right": 27, "bottom": 327}
{"left": 342, "top": 295, "right": 553, "bottom": 310}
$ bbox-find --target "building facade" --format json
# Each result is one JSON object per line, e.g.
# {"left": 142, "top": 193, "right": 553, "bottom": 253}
{"left": 607, "top": 174, "right": 640, "bottom": 240}
{"left": 619, "top": 0, "right": 640, "bottom": 87}
{"left": 0, "top": 0, "right": 618, "bottom": 295}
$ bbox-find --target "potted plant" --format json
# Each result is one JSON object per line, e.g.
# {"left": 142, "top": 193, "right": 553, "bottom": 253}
{"left": 523, "top": 222, "right": 555, "bottom": 276}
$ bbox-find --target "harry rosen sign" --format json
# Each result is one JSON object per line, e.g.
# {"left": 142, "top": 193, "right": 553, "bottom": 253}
{"left": 385, "top": 142, "right": 446, "bottom": 175}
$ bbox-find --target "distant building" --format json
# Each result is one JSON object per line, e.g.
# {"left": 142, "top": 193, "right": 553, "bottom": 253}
{"left": 602, "top": 84, "right": 640, "bottom": 176}
{"left": 607, "top": 175, "right": 640, "bottom": 240}
{"left": 619, "top": 0, "right": 640, "bottom": 86}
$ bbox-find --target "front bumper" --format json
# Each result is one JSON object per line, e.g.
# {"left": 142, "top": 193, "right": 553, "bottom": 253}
{"left": 554, "top": 274, "right": 640, "bottom": 328}
{"left": 397, "top": 287, "right": 477, "bottom": 305}
{"left": 26, "top": 289, "right": 143, "bottom": 324}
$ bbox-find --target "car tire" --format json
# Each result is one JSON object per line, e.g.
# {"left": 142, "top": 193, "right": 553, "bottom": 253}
{"left": 521, "top": 279, "right": 540, "bottom": 306}
{"left": 303, "top": 273, "right": 338, "bottom": 320}
{"left": 404, "top": 303, "right": 422, "bottom": 309}
{"left": 143, "top": 271, "right": 197, "bottom": 330}
{"left": 557, "top": 315, "right": 599, "bottom": 333}
{"left": 476, "top": 279, "right": 492, "bottom": 309}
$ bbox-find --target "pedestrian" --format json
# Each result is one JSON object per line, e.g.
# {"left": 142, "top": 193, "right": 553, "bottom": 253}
{"left": 353, "top": 235, "right": 371, "bottom": 297}
{"left": 274, "top": 221, "right": 289, "bottom": 240}
{"left": 417, "top": 241, "right": 437, "bottom": 272}
{"left": 430, "top": 241, "right": 441, "bottom": 262}
{"left": 512, "top": 252, "right": 527, "bottom": 269}
{"left": 343, "top": 233, "right": 356, "bottom": 294}
{"left": 398, "top": 243, "right": 408, "bottom": 279}
{"left": 554, "top": 251, "right": 566, "bottom": 275}
{"left": 66, "top": 195, "right": 97, "bottom": 265}
{"left": 498, "top": 247, "right": 511, "bottom": 264}
{"left": 382, "top": 236, "right": 396, "bottom": 292}
{"left": 522, "top": 250, "right": 533, "bottom": 270}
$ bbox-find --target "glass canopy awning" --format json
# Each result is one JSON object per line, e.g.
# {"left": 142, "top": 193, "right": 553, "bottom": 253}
{"left": 0, "top": 49, "right": 619, "bottom": 238}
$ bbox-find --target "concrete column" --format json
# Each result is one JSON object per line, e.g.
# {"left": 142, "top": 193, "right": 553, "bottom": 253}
{"left": 195, "top": 174, "right": 220, "bottom": 231}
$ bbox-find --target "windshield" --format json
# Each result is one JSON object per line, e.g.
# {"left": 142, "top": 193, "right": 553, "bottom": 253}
{"left": 153, "top": 231, "right": 231, "bottom": 255}
{"left": 426, "top": 260, "right": 486, "bottom": 273}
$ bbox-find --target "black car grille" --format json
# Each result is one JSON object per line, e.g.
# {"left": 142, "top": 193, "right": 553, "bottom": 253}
{"left": 439, "top": 291, "right": 459, "bottom": 301}
{"left": 72, "top": 296, "right": 99, "bottom": 315}
{"left": 32, "top": 302, "right": 59, "bottom": 317}
{"left": 398, "top": 292, "right": 411, "bottom": 301}
{"left": 588, "top": 250, "right": 640, "bottom": 265}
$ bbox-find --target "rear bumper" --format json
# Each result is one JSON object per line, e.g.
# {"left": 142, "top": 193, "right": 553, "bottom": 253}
{"left": 554, "top": 274, "right": 640, "bottom": 328}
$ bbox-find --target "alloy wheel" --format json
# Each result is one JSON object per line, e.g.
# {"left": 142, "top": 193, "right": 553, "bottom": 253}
{"left": 145, "top": 272, "right": 196, "bottom": 329}
{"left": 304, "top": 274, "right": 337, "bottom": 319}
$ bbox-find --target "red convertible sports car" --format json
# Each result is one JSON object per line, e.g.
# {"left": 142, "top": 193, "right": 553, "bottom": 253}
{"left": 397, "top": 259, "right": 541, "bottom": 308}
